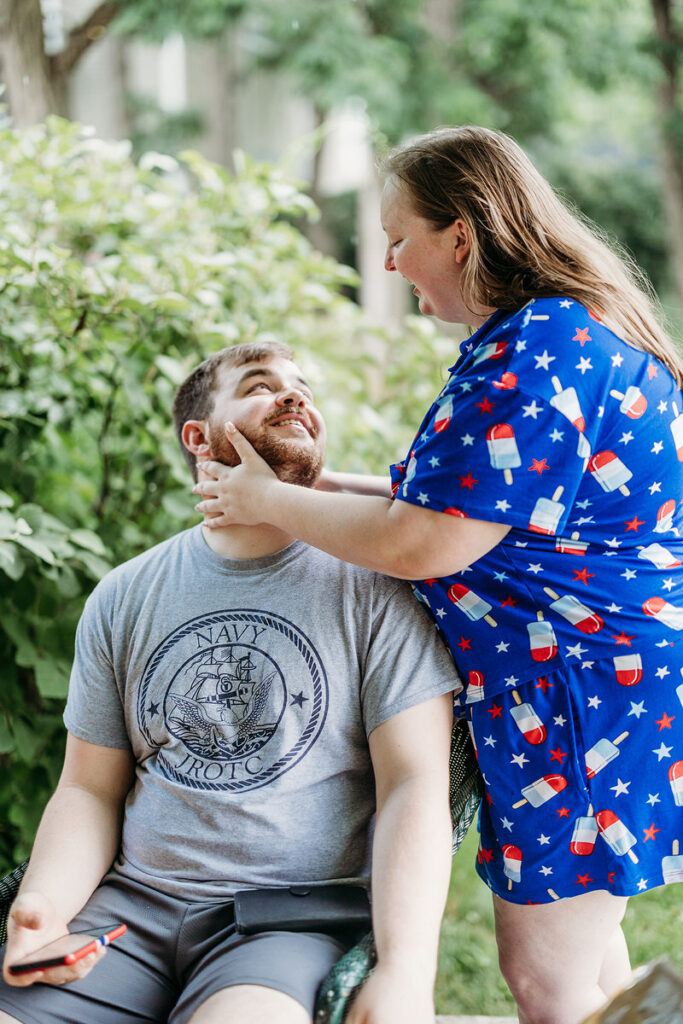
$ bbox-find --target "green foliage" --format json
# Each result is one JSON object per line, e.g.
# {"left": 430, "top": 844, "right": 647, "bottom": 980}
{"left": 0, "top": 115, "right": 452, "bottom": 869}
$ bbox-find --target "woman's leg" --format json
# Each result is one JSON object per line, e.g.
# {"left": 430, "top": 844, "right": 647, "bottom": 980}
{"left": 493, "top": 889, "right": 630, "bottom": 1024}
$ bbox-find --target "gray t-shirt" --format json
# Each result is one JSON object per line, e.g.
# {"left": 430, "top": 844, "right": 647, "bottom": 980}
{"left": 64, "top": 526, "right": 460, "bottom": 900}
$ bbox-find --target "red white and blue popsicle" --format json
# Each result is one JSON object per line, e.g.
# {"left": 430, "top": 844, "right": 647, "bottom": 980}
{"left": 585, "top": 731, "right": 629, "bottom": 779}
{"left": 613, "top": 653, "right": 643, "bottom": 687}
{"left": 596, "top": 809, "right": 638, "bottom": 863}
{"left": 609, "top": 386, "right": 647, "bottom": 419}
{"left": 448, "top": 583, "right": 497, "bottom": 626}
{"left": 587, "top": 450, "right": 632, "bottom": 496}
{"left": 669, "top": 761, "right": 683, "bottom": 807}
{"left": 528, "top": 487, "right": 565, "bottom": 536}
{"left": 570, "top": 804, "right": 598, "bottom": 856}
{"left": 502, "top": 843, "right": 523, "bottom": 889}
{"left": 486, "top": 423, "right": 521, "bottom": 484}
{"left": 526, "top": 611, "right": 558, "bottom": 663}
{"left": 510, "top": 689, "right": 547, "bottom": 745}
{"left": 544, "top": 588, "right": 604, "bottom": 634}
{"left": 513, "top": 774, "right": 568, "bottom": 809}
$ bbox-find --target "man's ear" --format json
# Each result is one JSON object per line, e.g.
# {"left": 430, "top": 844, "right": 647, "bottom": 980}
{"left": 449, "top": 217, "right": 472, "bottom": 265}
{"left": 182, "top": 420, "right": 212, "bottom": 459}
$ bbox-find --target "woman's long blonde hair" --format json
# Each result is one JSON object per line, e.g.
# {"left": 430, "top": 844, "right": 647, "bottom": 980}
{"left": 383, "top": 125, "right": 683, "bottom": 386}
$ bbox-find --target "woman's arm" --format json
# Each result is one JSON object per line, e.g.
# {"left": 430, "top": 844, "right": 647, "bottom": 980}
{"left": 194, "top": 426, "right": 509, "bottom": 579}
{"left": 315, "top": 468, "right": 393, "bottom": 497}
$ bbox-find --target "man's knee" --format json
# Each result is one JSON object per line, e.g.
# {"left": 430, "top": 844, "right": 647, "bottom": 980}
{"left": 189, "top": 984, "right": 311, "bottom": 1024}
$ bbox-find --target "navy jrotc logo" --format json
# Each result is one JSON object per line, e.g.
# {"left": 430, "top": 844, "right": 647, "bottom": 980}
{"left": 137, "top": 610, "right": 328, "bottom": 791}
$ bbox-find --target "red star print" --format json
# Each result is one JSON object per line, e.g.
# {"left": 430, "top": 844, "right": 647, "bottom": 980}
{"left": 487, "top": 702, "right": 503, "bottom": 718}
{"left": 500, "top": 595, "right": 518, "bottom": 608}
{"left": 655, "top": 711, "right": 675, "bottom": 730}
{"left": 475, "top": 396, "right": 495, "bottom": 415}
{"left": 624, "top": 516, "right": 645, "bottom": 532}
{"left": 535, "top": 677, "right": 553, "bottom": 693}
{"left": 549, "top": 747, "right": 568, "bottom": 765}
{"left": 424, "top": 578, "right": 437, "bottom": 587}
{"left": 573, "top": 327, "right": 591, "bottom": 346}
{"left": 572, "top": 567, "right": 595, "bottom": 585}
{"left": 458, "top": 472, "right": 478, "bottom": 490}
{"left": 575, "top": 873, "right": 594, "bottom": 888}
{"left": 528, "top": 458, "right": 550, "bottom": 475}
{"left": 480, "top": 846, "right": 494, "bottom": 863}
{"left": 526, "top": 899, "right": 542, "bottom": 905}
{"left": 485, "top": 791, "right": 494, "bottom": 806}
{"left": 643, "top": 823, "right": 661, "bottom": 842}
{"left": 607, "top": 872, "right": 616, "bottom": 885}
{"left": 557, "top": 807, "right": 570, "bottom": 818}
{"left": 647, "top": 363, "right": 658, "bottom": 379}
{"left": 457, "top": 636, "right": 472, "bottom": 651}
{"left": 611, "top": 632, "right": 635, "bottom": 646}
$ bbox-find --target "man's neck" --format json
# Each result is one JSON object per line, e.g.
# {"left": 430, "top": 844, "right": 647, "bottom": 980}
{"left": 200, "top": 522, "right": 296, "bottom": 561}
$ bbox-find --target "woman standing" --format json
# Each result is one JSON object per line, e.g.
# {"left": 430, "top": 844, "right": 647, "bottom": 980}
{"left": 194, "top": 126, "right": 683, "bottom": 1024}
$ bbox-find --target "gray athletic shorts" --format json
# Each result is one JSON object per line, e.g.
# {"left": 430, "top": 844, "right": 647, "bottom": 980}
{"left": 0, "top": 872, "right": 353, "bottom": 1024}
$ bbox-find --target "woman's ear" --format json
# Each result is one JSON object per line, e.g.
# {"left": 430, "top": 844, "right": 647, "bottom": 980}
{"left": 451, "top": 218, "right": 472, "bottom": 265}
{"left": 181, "top": 420, "right": 212, "bottom": 459}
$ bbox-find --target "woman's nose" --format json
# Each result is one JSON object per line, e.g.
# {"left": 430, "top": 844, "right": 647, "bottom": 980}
{"left": 384, "top": 245, "right": 396, "bottom": 272}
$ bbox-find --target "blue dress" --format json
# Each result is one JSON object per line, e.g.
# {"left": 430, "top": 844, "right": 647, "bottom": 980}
{"left": 391, "top": 297, "right": 683, "bottom": 903}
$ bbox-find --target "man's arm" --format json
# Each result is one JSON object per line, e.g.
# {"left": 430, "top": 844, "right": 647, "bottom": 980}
{"left": 2, "top": 733, "right": 135, "bottom": 988}
{"left": 347, "top": 692, "right": 454, "bottom": 1024}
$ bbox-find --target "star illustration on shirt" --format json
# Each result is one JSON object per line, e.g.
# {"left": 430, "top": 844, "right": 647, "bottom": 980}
{"left": 540, "top": 865, "right": 553, "bottom": 876}
{"left": 461, "top": 433, "right": 475, "bottom": 446}
{"left": 501, "top": 817, "right": 514, "bottom": 831}
{"left": 652, "top": 742, "right": 672, "bottom": 760}
{"left": 483, "top": 735, "right": 497, "bottom": 747}
{"left": 610, "top": 778, "right": 631, "bottom": 797}
{"left": 573, "top": 327, "right": 591, "bottom": 346}
{"left": 527, "top": 563, "right": 544, "bottom": 574}
{"left": 289, "top": 691, "right": 309, "bottom": 708}
{"left": 528, "top": 458, "right": 550, "bottom": 475}
{"left": 655, "top": 711, "right": 675, "bottom": 730}
{"left": 511, "top": 752, "right": 529, "bottom": 768}
{"left": 496, "top": 641, "right": 510, "bottom": 653}
{"left": 429, "top": 457, "right": 440, "bottom": 468}
{"left": 549, "top": 428, "right": 564, "bottom": 442}
{"left": 522, "top": 400, "right": 543, "bottom": 419}
{"left": 648, "top": 481, "right": 662, "bottom": 494}
{"left": 646, "top": 793, "right": 660, "bottom": 806}
{"left": 537, "top": 834, "right": 551, "bottom": 845}
{"left": 611, "top": 353, "right": 623, "bottom": 367}
{"left": 576, "top": 357, "right": 593, "bottom": 374}
{"left": 658, "top": 399, "right": 669, "bottom": 414}
{"left": 566, "top": 643, "right": 588, "bottom": 659}
{"left": 534, "top": 350, "right": 556, "bottom": 370}
{"left": 619, "top": 432, "right": 634, "bottom": 445}
{"left": 643, "top": 824, "right": 661, "bottom": 842}
{"left": 475, "top": 397, "right": 495, "bottom": 414}
{"left": 628, "top": 701, "right": 647, "bottom": 718}
{"left": 587, "top": 695, "right": 602, "bottom": 709}
{"left": 417, "top": 492, "right": 430, "bottom": 505}
{"left": 662, "top": 578, "right": 675, "bottom": 592}
{"left": 495, "top": 499, "right": 511, "bottom": 512}
{"left": 655, "top": 666, "right": 670, "bottom": 679}
{"left": 651, "top": 441, "right": 664, "bottom": 453}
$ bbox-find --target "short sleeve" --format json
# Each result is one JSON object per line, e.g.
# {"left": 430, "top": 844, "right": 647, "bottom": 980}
{"left": 63, "top": 582, "right": 131, "bottom": 749}
{"left": 393, "top": 381, "right": 589, "bottom": 536}
{"left": 359, "top": 578, "right": 460, "bottom": 736}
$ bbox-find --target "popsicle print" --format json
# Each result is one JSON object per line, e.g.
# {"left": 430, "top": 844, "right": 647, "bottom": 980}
{"left": 613, "top": 653, "right": 643, "bottom": 687}
{"left": 471, "top": 339, "right": 507, "bottom": 365}
{"left": 544, "top": 588, "right": 604, "bottom": 634}
{"left": 434, "top": 395, "right": 453, "bottom": 433}
{"left": 528, "top": 486, "right": 565, "bottom": 536}
{"left": 549, "top": 375, "right": 585, "bottom": 432}
{"left": 486, "top": 422, "right": 521, "bottom": 484}
{"left": 510, "top": 689, "right": 547, "bottom": 744}
{"left": 502, "top": 843, "right": 523, "bottom": 889}
{"left": 585, "top": 732, "right": 629, "bottom": 780}
{"left": 642, "top": 596, "right": 683, "bottom": 631}
{"left": 447, "top": 583, "right": 497, "bottom": 626}
{"left": 609, "top": 386, "right": 647, "bottom": 419}
{"left": 513, "top": 774, "right": 567, "bottom": 809}
{"left": 466, "top": 669, "right": 486, "bottom": 704}
{"left": 669, "top": 761, "right": 683, "bottom": 807}
{"left": 595, "top": 809, "right": 638, "bottom": 863}
{"left": 570, "top": 804, "right": 598, "bottom": 856}
{"left": 402, "top": 449, "right": 417, "bottom": 497}
{"left": 492, "top": 371, "right": 518, "bottom": 390}
{"left": 654, "top": 499, "right": 677, "bottom": 534}
{"left": 662, "top": 839, "right": 683, "bottom": 884}
{"left": 670, "top": 412, "right": 683, "bottom": 462}
{"left": 637, "top": 543, "right": 682, "bottom": 569}
{"left": 526, "top": 611, "right": 558, "bottom": 663}
{"left": 677, "top": 669, "right": 683, "bottom": 709}
{"left": 587, "top": 451, "right": 632, "bottom": 496}
{"left": 555, "top": 531, "right": 589, "bottom": 556}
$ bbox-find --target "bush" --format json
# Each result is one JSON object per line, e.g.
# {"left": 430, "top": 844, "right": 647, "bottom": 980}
{"left": 0, "top": 116, "right": 451, "bottom": 868}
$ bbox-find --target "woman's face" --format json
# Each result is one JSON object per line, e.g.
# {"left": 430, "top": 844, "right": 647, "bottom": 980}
{"left": 380, "top": 178, "right": 473, "bottom": 325}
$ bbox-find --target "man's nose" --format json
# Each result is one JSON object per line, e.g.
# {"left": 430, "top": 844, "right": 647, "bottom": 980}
{"left": 277, "top": 388, "right": 306, "bottom": 406}
{"left": 384, "top": 245, "right": 396, "bottom": 272}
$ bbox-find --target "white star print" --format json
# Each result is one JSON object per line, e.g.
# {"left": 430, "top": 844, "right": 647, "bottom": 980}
{"left": 537, "top": 834, "right": 551, "bottom": 845}
{"left": 576, "top": 357, "right": 593, "bottom": 374}
{"left": 527, "top": 563, "right": 543, "bottom": 574}
{"left": 496, "top": 641, "right": 510, "bottom": 653}
{"left": 655, "top": 665, "right": 670, "bottom": 678}
{"left": 461, "top": 382, "right": 473, "bottom": 392}
{"left": 658, "top": 400, "right": 669, "bottom": 414}
{"left": 534, "top": 350, "right": 556, "bottom": 370}
{"left": 610, "top": 779, "right": 631, "bottom": 797}
{"left": 560, "top": 300, "right": 573, "bottom": 309}
{"left": 619, "top": 431, "right": 634, "bottom": 445}
{"left": 511, "top": 752, "right": 529, "bottom": 767}
{"left": 429, "top": 457, "right": 440, "bottom": 468}
{"left": 553, "top": 715, "right": 566, "bottom": 727}
{"left": 575, "top": 499, "right": 592, "bottom": 509}
{"left": 648, "top": 481, "right": 662, "bottom": 494}
{"left": 461, "top": 433, "right": 475, "bottom": 446}
{"left": 637, "top": 879, "right": 648, "bottom": 891}
{"left": 484, "top": 735, "right": 497, "bottom": 747}
{"left": 522, "top": 400, "right": 542, "bottom": 419}
{"left": 653, "top": 742, "right": 672, "bottom": 760}
{"left": 656, "top": 639, "right": 672, "bottom": 647}
{"left": 573, "top": 516, "right": 595, "bottom": 527}
{"left": 628, "top": 701, "right": 647, "bottom": 718}
{"left": 581, "top": 661, "right": 595, "bottom": 670}
{"left": 606, "top": 602, "right": 623, "bottom": 613}
{"left": 587, "top": 695, "right": 602, "bottom": 709}
{"left": 566, "top": 643, "right": 588, "bottom": 659}
{"left": 652, "top": 440, "right": 664, "bottom": 453}
{"left": 501, "top": 817, "right": 514, "bottom": 832}
{"left": 505, "top": 675, "right": 519, "bottom": 687}
{"left": 540, "top": 866, "right": 553, "bottom": 876}
{"left": 549, "top": 428, "right": 564, "bottom": 442}
{"left": 662, "top": 579, "right": 675, "bottom": 592}
{"left": 493, "top": 572, "right": 509, "bottom": 583}
{"left": 436, "top": 608, "right": 446, "bottom": 618}
{"left": 417, "top": 492, "right": 429, "bottom": 505}
{"left": 611, "top": 353, "right": 623, "bottom": 367}
{"left": 495, "top": 499, "right": 511, "bottom": 512}
{"left": 515, "top": 340, "right": 527, "bottom": 352}
{"left": 604, "top": 538, "right": 622, "bottom": 549}
{"left": 647, "top": 793, "right": 660, "bottom": 807}
{"left": 621, "top": 569, "right": 637, "bottom": 580}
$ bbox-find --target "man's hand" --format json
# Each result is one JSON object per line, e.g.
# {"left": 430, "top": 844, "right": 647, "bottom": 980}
{"left": 193, "top": 423, "right": 278, "bottom": 529}
{"left": 346, "top": 965, "right": 436, "bottom": 1024}
{"left": 2, "top": 892, "right": 105, "bottom": 987}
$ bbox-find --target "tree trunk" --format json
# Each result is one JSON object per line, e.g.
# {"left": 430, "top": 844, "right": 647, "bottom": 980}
{"left": 651, "top": 0, "right": 683, "bottom": 307}
{"left": 0, "top": 0, "right": 57, "bottom": 126}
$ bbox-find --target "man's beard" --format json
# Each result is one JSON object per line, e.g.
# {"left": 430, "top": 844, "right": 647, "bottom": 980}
{"left": 207, "top": 419, "right": 324, "bottom": 488}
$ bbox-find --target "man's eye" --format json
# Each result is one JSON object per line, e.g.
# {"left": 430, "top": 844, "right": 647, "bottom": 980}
{"left": 248, "top": 382, "right": 270, "bottom": 392}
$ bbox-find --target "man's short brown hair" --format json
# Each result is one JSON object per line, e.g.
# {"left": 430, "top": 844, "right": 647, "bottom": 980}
{"left": 172, "top": 340, "right": 294, "bottom": 479}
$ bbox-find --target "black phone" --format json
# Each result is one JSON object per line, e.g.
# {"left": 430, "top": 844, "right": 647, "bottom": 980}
{"left": 8, "top": 924, "right": 127, "bottom": 975}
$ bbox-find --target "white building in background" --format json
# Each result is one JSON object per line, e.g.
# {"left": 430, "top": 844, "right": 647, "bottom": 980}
{"left": 49, "top": 0, "right": 408, "bottom": 326}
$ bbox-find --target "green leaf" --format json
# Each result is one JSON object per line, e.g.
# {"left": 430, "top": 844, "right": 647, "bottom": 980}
{"left": 14, "top": 534, "right": 57, "bottom": 565}
{"left": 0, "top": 491, "right": 14, "bottom": 509}
{"left": 69, "top": 529, "right": 107, "bottom": 556}
{"left": 0, "top": 542, "right": 25, "bottom": 580}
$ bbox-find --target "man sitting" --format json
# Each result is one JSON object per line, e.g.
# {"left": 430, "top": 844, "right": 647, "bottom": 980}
{"left": 0, "top": 340, "right": 457, "bottom": 1024}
